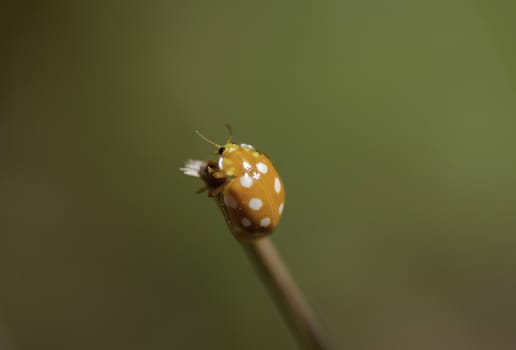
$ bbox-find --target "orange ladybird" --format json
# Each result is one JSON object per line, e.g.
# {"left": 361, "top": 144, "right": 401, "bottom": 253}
{"left": 181, "top": 128, "right": 285, "bottom": 242}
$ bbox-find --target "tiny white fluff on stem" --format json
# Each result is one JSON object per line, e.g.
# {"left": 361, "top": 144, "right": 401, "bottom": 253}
{"left": 180, "top": 159, "right": 206, "bottom": 177}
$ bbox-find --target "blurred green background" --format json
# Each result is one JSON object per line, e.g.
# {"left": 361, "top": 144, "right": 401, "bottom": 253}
{"left": 2, "top": 1, "right": 516, "bottom": 349}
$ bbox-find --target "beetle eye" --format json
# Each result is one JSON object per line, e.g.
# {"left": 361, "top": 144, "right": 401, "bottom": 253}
{"left": 218, "top": 147, "right": 225, "bottom": 155}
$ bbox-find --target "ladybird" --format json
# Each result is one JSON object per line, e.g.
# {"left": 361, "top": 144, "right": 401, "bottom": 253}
{"left": 181, "top": 127, "right": 285, "bottom": 242}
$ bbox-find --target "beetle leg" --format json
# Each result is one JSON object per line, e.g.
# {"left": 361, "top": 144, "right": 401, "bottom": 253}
{"left": 207, "top": 175, "right": 234, "bottom": 197}
{"left": 196, "top": 186, "right": 208, "bottom": 194}
{"left": 211, "top": 170, "right": 226, "bottom": 179}
{"left": 208, "top": 183, "right": 226, "bottom": 197}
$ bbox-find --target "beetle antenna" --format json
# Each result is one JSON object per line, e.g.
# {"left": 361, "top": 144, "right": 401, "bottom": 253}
{"left": 195, "top": 130, "right": 221, "bottom": 148}
{"left": 225, "top": 123, "right": 233, "bottom": 143}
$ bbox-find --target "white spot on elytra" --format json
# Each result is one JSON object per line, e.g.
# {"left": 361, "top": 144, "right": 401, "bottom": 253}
{"left": 242, "top": 160, "right": 252, "bottom": 170}
{"left": 241, "top": 217, "right": 251, "bottom": 227}
{"left": 279, "top": 202, "right": 284, "bottom": 215}
{"left": 260, "top": 217, "right": 271, "bottom": 227}
{"left": 249, "top": 198, "right": 263, "bottom": 211}
{"left": 240, "top": 174, "right": 253, "bottom": 188}
{"left": 256, "top": 162, "right": 268, "bottom": 174}
{"left": 274, "top": 177, "right": 281, "bottom": 193}
{"left": 223, "top": 194, "right": 237, "bottom": 209}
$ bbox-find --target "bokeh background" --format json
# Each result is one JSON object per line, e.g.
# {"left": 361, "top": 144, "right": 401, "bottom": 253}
{"left": 2, "top": 1, "right": 516, "bottom": 349}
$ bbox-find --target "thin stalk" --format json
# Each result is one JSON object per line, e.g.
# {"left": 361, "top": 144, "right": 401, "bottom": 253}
{"left": 206, "top": 179, "right": 332, "bottom": 349}
{"left": 243, "top": 238, "right": 333, "bottom": 350}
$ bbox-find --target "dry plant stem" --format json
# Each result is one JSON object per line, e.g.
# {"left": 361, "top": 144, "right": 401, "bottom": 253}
{"left": 243, "top": 238, "right": 333, "bottom": 350}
